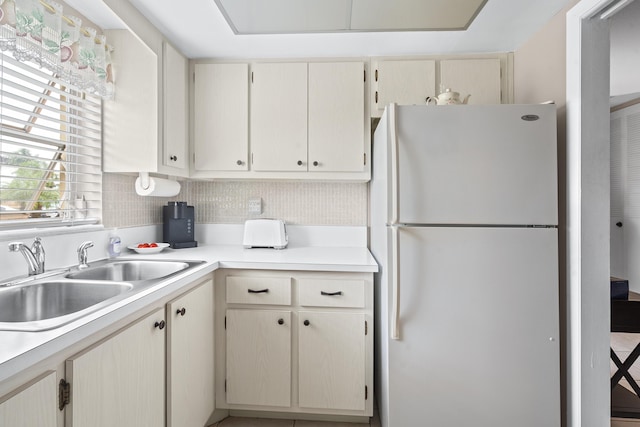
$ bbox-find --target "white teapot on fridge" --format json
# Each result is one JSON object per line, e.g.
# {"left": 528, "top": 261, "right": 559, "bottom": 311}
{"left": 426, "top": 88, "right": 471, "bottom": 105}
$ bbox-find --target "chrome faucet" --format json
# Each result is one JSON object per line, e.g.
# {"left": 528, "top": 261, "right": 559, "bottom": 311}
{"left": 8, "top": 237, "right": 45, "bottom": 276}
{"left": 77, "top": 241, "right": 94, "bottom": 269}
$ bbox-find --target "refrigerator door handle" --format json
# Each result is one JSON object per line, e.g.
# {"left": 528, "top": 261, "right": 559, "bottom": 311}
{"left": 388, "top": 103, "right": 399, "bottom": 226}
{"left": 391, "top": 225, "right": 401, "bottom": 340}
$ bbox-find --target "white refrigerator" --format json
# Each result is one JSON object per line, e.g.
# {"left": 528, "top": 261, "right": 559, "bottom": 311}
{"left": 370, "top": 104, "right": 560, "bottom": 427}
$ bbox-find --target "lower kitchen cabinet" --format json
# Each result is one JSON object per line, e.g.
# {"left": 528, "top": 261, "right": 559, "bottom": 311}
{"left": 215, "top": 269, "right": 373, "bottom": 418}
{"left": 226, "top": 309, "right": 292, "bottom": 407}
{"left": 167, "top": 279, "right": 215, "bottom": 427}
{"left": 65, "top": 308, "right": 166, "bottom": 427}
{"left": 0, "top": 371, "right": 57, "bottom": 427}
{"left": 298, "top": 312, "right": 366, "bottom": 411}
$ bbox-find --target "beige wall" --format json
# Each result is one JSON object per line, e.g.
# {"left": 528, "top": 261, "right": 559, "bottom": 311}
{"left": 514, "top": 1, "right": 580, "bottom": 425}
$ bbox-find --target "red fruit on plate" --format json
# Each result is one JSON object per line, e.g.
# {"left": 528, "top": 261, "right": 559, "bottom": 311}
{"left": 150, "top": 243, "right": 158, "bottom": 248}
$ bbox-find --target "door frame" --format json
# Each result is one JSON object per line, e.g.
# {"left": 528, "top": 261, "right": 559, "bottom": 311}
{"left": 566, "top": 0, "right": 636, "bottom": 426}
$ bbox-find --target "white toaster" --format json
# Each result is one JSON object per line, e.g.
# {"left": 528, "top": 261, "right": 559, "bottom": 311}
{"left": 242, "top": 219, "right": 288, "bottom": 249}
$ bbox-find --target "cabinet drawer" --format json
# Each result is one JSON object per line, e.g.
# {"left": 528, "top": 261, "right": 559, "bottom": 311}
{"left": 226, "top": 276, "right": 292, "bottom": 305}
{"left": 298, "top": 278, "right": 365, "bottom": 308}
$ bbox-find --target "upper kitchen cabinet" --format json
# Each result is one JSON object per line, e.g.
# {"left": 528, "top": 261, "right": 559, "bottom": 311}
{"left": 101, "top": 0, "right": 189, "bottom": 178}
{"left": 371, "top": 54, "right": 513, "bottom": 117}
{"left": 193, "top": 63, "right": 249, "bottom": 177}
{"left": 308, "top": 62, "right": 366, "bottom": 173}
{"left": 194, "top": 60, "right": 370, "bottom": 181}
{"left": 250, "top": 62, "right": 309, "bottom": 172}
{"left": 160, "top": 42, "right": 189, "bottom": 177}
{"left": 250, "top": 61, "right": 369, "bottom": 179}
{"left": 102, "top": 29, "right": 159, "bottom": 173}
{"left": 372, "top": 59, "right": 436, "bottom": 116}
{"left": 439, "top": 58, "right": 502, "bottom": 105}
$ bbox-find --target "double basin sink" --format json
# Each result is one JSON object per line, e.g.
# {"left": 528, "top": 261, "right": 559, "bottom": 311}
{"left": 0, "top": 259, "right": 203, "bottom": 332}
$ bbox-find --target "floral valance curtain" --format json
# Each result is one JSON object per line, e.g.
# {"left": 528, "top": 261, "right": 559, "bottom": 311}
{"left": 0, "top": 0, "right": 114, "bottom": 98}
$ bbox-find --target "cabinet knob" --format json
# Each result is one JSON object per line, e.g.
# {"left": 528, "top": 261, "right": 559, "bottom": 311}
{"left": 169, "top": 155, "right": 177, "bottom": 162}
{"left": 616, "top": 221, "right": 623, "bottom": 228}
{"left": 176, "top": 307, "right": 186, "bottom": 316}
{"left": 303, "top": 320, "right": 310, "bottom": 326}
{"left": 297, "top": 160, "right": 303, "bottom": 166}
{"left": 278, "top": 318, "right": 285, "bottom": 325}
{"left": 312, "top": 161, "right": 319, "bottom": 167}
{"left": 154, "top": 320, "right": 166, "bottom": 330}
{"left": 236, "top": 160, "right": 243, "bottom": 166}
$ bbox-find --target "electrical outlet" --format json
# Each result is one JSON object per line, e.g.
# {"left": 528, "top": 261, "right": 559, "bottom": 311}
{"left": 248, "top": 197, "right": 262, "bottom": 215}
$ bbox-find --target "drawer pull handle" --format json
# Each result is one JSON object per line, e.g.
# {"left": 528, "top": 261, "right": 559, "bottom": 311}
{"left": 248, "top": 288, "right": 269, "bottom": 293}
{"left": 321, "top": 291, "right": 343, "bottom": 296}
{"left": 303, "top": 320, "right": 311, "bottom": 326}
{"left": 176, "top": 307, "right": 186, "bottom": 316}
{"left": 278, "top": 318, "right": 284, "bottom": 325}
{"left": 154, "top": 320, "right": 166, "bottom": 330}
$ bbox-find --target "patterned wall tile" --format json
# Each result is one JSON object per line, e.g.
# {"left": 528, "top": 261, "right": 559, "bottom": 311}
{"left": 102, "top": 174, "right": 368, "bottom": 228}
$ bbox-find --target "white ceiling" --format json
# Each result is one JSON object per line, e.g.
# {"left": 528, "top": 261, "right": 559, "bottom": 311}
{"left": 65, "top": 0, "right": 573, "bottom": 59}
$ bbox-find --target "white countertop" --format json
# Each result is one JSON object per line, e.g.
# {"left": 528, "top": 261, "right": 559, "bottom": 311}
{"left": 0, "top": 243, "right": 378, "bottom": 384}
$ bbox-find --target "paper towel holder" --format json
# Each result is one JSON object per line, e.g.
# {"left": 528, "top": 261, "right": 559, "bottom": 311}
{"left": 135, "top": 172, "right": 181, "bottom": 197}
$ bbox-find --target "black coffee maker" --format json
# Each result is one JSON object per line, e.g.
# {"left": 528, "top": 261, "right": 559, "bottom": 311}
{"left": 163, "top": 202, "right": 197, "bottom": 248}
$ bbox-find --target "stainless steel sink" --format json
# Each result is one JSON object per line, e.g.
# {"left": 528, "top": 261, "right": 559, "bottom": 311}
{"left": 66, "top": 260, "right": 191, "bottom": 282}
{"left": 0, "top": 281, "right": 133, "bottom": 323}
{"left": 0, "top": 259, "right": 204, "bottom": 331}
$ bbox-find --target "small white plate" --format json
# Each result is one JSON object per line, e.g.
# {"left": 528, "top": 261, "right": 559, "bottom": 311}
{"left": 127, "top": 242, "right": 170, "bottom": 254}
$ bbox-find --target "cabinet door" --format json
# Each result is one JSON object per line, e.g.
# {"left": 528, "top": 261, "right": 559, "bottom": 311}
{"left": 298, "top": 312, "right": 366, "bottom": 411}
{"left": 167, "top": 280, "right": 215, "bottom": 427}
{"left": 439, "top": 58, "right": 501, "bottom": 105}
{"left": 0, "top": 371, "right": 56, "bottom": 427}
{"left": 251, "top": 63, "right": 308, "bottom": 172}
{"left": 103, "top": 29, "right": 158, "bottom": 173}
{"left": 375, "top": 60, "right": 436, "bottom": 114}
{"left": 194, "top": 63, "right": 249, "bottom": 171}
{"left": 226, "top": 309, "right": 291, "bottom": 407}
{"left": 66, "top": 309, "right": 166, "bottom": 427}
{"left": 162, "top": 42, "right": 189, "bottom": 175}
{"left": 308, "top": 62, "right": 365, "bottom": 173}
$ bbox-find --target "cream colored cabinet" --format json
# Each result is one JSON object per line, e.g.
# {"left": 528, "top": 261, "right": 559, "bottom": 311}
{"left": 65, "top": 308, "right": 166, "bottom": 427}
{"left": 0, "top": 371, "right": 57, "bottom": 427}
{"left": 103, "top": 29, "right": 158, "bottom": 173}
{"left": 215, "top": 270, "right": 373, "bottom": 418}
{"left": 308, "top": 62, "right": 366, "bottom": 173}
{"left": 193, "top": 63, "right": 249, "bottom": 175}
{"left": 103, "top": 32, "right": 188, "bottom": 177}
{"left": 226, "top": 309, "right": 292, "bottom": 407}
{"left": 372, "top": 59, "right": 436, "bottom": 115}
{"left": 160, "top": 41, "right": 189, "bottom": 177}
{"left": 250, "top": 61, "right": 369, "bottom": 178}
{"left": 372, "top": 55, "right": 511, "bottom": 117}
{"left": 250, "top": 62, "right": 308, "bottom": 172}
{"left": 167, "top": 279, "right": 215, "bottom": 427}
{"left": 298, "top": 312, "right": 366, "bottom": 411}
{"left": 439, "top": 58, "right": 502, "bottom": 105}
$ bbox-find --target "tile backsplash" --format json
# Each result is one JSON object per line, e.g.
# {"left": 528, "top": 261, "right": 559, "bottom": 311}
{"left": 103, "top": 173, "right": 368, "bottom": 228}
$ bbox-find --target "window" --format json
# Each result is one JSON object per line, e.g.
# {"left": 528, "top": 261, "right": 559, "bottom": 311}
{"left": 0, "top": 49, "right": 102, "bottom": 229}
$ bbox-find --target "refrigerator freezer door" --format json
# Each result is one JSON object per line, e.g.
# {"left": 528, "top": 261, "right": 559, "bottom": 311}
{"left": 387, "top": 226, "right": 560, "bottom": 427}
{"left": 394, "top": 104, "right": 558, "bottom": 225}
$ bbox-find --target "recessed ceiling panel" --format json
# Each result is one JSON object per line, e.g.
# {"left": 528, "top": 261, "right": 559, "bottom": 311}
{"left": 351, "top": 0, "right": 487, "bottom": 31}
{"left": 215, "top": 0, "right": 487, "bottom": 34}
{"left": 216, "top": 0, "right": 352, "bottom": 34}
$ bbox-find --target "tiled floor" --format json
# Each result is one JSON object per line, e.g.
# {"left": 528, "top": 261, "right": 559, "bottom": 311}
{"left": 208, "top": 407, "right": 381, "bottom": 427}
{"left": 611, "top": 332, "right": 640, "bottom": 426}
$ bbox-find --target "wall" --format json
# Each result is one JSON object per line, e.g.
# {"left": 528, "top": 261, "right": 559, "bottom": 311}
{"left": 102, "top": 173, "right": 368, "bottom": 228}
{"left": 513, "top": 0, "right": 580, "bottom": 425}
{"left": 610, "top": 0, "right": 640, "bottom": 97}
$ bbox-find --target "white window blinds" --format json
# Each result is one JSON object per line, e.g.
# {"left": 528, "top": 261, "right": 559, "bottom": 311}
{"left": 0, "top": 50, "right": 102, "bottom": 228}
